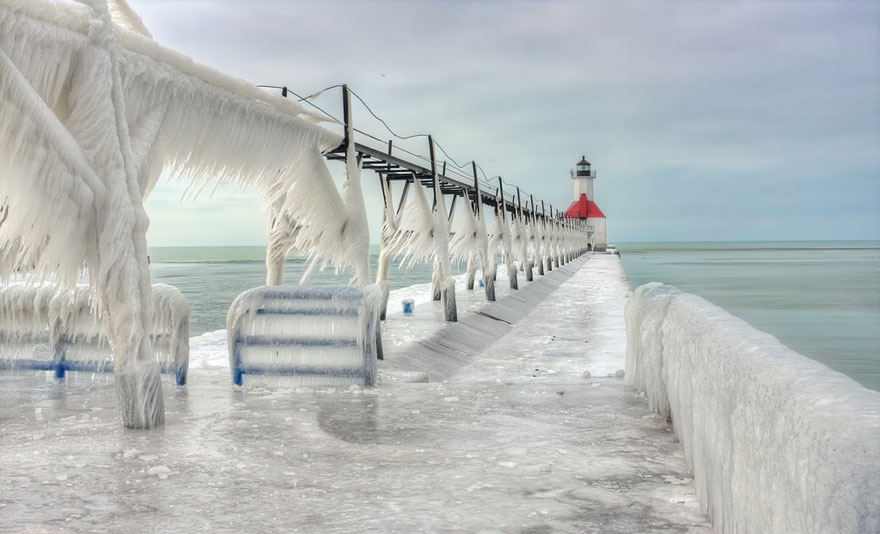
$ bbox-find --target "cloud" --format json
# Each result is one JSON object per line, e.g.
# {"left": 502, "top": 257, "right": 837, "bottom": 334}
{"left": 134, "top": 0, "right": 880, "bottom": 244}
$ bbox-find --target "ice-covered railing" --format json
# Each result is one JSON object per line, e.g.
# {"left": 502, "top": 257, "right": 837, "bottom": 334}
{"left": 0, "top": 283, "right": 190, "bottom": 385}
{"left": 625, "top": 283, "right": 880, "bottom": 533}
{"left": 227, "top": 285, "right": 382, "bottom": 387}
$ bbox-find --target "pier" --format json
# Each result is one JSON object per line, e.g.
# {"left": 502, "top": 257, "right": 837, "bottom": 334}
{"left": 2, "top": 3, "right": 877, "bottom": 532}
{"left": 0, "top": 254, "right": 712, "bottom": 532}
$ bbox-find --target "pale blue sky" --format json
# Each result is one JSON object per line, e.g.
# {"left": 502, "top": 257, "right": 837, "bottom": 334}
{"left": 135, "top": 1, "right": 880, "bottom": 246}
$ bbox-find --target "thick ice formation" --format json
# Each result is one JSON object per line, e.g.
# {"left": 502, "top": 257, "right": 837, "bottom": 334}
{"left": 429, "top": 176, "right": 457, "bottom": 321}
{"left": 388, "top": 180, "right": 435, "bottom": 270}
{"left": 0, "top": 0, "right": 346, "bottom": 426}
{"left": 509, "top": 213, "right": 530, "bottom": 279}
{"left": 487, "top": 204, "right": 517, "bottom": 289}
{"left": 375, "top": 177, "right": 401, "bottom": 317}
{"left": 522, "top": 212, "right": 536, "bottom": 278}
{"left": 533, "top": 212, "right": 547, "bottom": 273}
{"left": 472, "top": 190, "right": 494, "bottom": 300}
{"left": 283, "top": 140, "right": 371, "bottom": 287}
{"left": 226, "top": 285, "right": 382, "bottom": 387}
{"left": 0, "top": 282, "right": 189, "bottom": 383}
{"left": 626, "top": 283, "right": 880, "bottom": 533}
{"left": 449, "top": 191, "right": 490, "bottom": 296}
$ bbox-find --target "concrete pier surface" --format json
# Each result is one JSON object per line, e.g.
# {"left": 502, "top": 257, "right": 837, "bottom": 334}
{"left": 0, "top": 254, "right": 711, "bottom": 533}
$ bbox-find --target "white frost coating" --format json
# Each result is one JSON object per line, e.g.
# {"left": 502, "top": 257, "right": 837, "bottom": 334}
{"left": 150, "top": 283, "right": 190, "bottom": 383}
{"left": 0, "top": 282, "right": 189, "bottom": 382}
{"left": 265, "top": 196, "right": 298, "bottom": 286}
{"left": 280, "top": 141, "right": 371, "bottom": 287}
{"left": 534, "top": 214, "right": 547, "bottom": 272}
{"left": 429, "top": 181, "right": 457, "bottom": 320}
{"left": 0, "top": 0, "right": 165, "bottom": 428}
{"left": 509, "top": 215, "right": 529, "bottom": 276}
{"left": 107, "top": 0, "right": 152, "bottom": 38}
{"left": 375, "top": 176, "right": 400, "bottom": 317}
{"left": 487, "top": 202, "right": 517, "bottom": 288}
{"left": 549, "top": 218, "right": 561, "bottom": 266}
{"left": 1, "top": 0, "right": 349, "bottom": 426}
{"left": 449, "top": 199, "right": 478, "bottom": 267}
{"left": 473, "top": 196, "right": 493, "bottom": 298}
{"left": 486, "top": 215, "right": 503, "bottom": 283}
{"left": 226, "top": 285, "right": 382, "bottom": 386}
{"left": 523, "top": 215, "right": 536, "bottom": 274}
{"left": 388, "top": 182, "right": 435, "bottom": 269}
{"left": 626, "top": 283, "right": 880, "bottom": 534}
{"left": 449, "top": 188, "right": 492, "bottom": 298}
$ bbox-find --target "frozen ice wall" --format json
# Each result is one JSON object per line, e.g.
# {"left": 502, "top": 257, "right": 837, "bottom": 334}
{"left": 625, "top": 283, "right": 880, "bottom": 533}
{"left": 0, "top": 283, "right": 189, "bottom": 383}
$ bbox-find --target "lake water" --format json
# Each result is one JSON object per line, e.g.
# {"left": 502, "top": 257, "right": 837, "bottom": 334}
{"left": 148, "top": 245, "right": 460, "bottom": 336}
{"left": 148, "top": 241, "right": 879, "bottom": 392}
{"left": 617, "top": 241, "right": 880, "bottom": 392}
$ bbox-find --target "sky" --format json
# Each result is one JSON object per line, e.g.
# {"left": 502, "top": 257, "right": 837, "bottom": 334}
{"left": 133, "top": 0, "right": 880, "bottom": 246}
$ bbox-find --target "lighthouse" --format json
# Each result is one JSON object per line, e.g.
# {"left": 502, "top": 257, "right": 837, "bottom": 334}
{"left": 563, "top": 156, "right": 607, "bottom": 251}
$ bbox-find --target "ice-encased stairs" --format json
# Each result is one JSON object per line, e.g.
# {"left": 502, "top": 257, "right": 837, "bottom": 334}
{"left": 227, "top": 285, "right": 382, "bottom": 387}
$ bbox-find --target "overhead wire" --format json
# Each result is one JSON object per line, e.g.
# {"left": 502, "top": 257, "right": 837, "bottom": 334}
{"left": 261, "top": 84, "right": 563, "bottom": 222}
{"left": 256, "top": 84, "right": 341, "bottom": 123}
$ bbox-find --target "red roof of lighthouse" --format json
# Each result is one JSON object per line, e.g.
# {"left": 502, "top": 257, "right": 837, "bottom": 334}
{"left": 564, "top": 194, "right": 605, "bottom": 219}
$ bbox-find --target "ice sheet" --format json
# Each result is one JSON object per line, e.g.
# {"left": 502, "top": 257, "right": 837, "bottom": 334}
{"left": 0, "top": 253, "right": 711, "bottom": 533}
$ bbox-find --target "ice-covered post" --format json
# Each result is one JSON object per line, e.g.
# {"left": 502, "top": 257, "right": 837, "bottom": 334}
{"left": 559, "top": 213, "right": 567, "bottom": 265}
{"left": 559, "top": 211, "right": 570, "bottom": 265}
{"left": 531, "top": 195, "right": 544, "bottom": 276}
{"left": 472, "top": 162, "right": 494, "bottom": 301}
{"left": 376, "top": 137, "right": 405, "bottom": 319}
{"left": 517, "top": 188, "right": 533, "bottom": 282}
{"left": 498, "top": 178, "right": 518, "bottom": 290}
{"left": 551, "top": 208, "right": 559, "bottom": 268}
{"left": 87, "top": 0, "right": 163, "bottom": 429}
{"left": 429, "top": 136, "right": 457, "bottom": 322}
{"left": 559, "top": 210, "right": 567, "bottom": 266}
{"left": 542, "top": 201, "right": 552, "bottom": 272}
{"left": 265, "top": 195, "right": 297, "bottom": 286}
{"left": 377, "top": 174, "right": 394, "bottom": 319}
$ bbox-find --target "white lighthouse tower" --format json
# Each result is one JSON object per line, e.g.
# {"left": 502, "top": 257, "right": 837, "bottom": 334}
{"left": 564, "top": 155, "right": 607, "bottom": 251}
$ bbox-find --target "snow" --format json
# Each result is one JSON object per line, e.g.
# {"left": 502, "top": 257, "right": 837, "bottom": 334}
{"left": 626, "top": 282, "right": 880, "bottom": 533}
{"left": 0, "top": 253, "right": 712, "bottom": 532}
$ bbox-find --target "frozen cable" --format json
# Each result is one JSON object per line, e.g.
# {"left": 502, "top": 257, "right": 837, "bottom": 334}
{"left": 257, "top": 84, "right": 341, "bottom": 123}
{"left": 348, "top": 88, "right": 428, "bottom": 141}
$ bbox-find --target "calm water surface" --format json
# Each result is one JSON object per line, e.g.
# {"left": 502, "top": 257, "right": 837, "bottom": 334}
{"left": 617, "top": 241, "right": 880, "bottom": 391}
{"left": 148, "top": 245, "right": 456, "bottom": 337}
{"left": 148, "top": 241, "right": 879, "bottom": 392}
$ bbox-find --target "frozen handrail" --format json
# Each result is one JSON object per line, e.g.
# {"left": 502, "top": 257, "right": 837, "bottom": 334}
{"left": 625, "top": 283, "right": 880, "bottom": 533}
{"left": 226, "top": 285, "right": 383, "bottom": 387}
{"left": 0, "top": 283, "right": 190, "bottom": 385}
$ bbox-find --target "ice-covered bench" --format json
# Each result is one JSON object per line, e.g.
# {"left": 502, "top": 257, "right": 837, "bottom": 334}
{"left": 0, "top": 283, "right": 190, "bottom": 385}
{"left": 226, "top": 285, "right": 382, "bottom": 387}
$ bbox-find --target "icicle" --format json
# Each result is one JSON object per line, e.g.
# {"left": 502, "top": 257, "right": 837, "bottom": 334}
{"left": 388, "top": 181, "right": 434, "bottom": 269}
{"left": 449, "top": 197, "right": 479, "bottom": 284}
{"left": 375, "top": 177, "right": 399, "bottom": 319}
